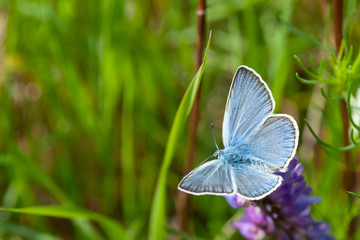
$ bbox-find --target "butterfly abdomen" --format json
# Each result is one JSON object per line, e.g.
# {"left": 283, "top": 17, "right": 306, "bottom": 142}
{"left": 232, "top": 158, "right": 277, "bottom": 173}
{"left": 220, "top": 149, "right": 277, "bottom": 173}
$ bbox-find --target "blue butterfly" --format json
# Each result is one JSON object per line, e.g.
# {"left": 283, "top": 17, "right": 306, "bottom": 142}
{"left": 178, "top": 66, "right": 299, "bottom": 200}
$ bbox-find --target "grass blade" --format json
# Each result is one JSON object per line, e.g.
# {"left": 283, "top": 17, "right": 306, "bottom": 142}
{"left": 349, "top": 191, "right": 360, "bottom": 198}
{"left": 0, "top": 206, "right": 130, "bottom": 240}
{"left": 0, "top": 222, "right": 62, "bottom": 240}
{"left": 148, "top": 31, "right": 212, "bottom": 240}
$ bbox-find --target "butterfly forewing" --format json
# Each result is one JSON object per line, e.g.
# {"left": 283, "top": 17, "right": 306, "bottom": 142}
{"left": 222, "top": 66, "right": 274, "bottom": 148}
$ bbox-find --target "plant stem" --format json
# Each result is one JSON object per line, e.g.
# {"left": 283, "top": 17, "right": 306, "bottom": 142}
{"left": 333, "top": 0, "right": 343, "bottom": 53}
{"left": 340, "top": 99, "right": 353, "bottom": 190}
{"left": 177, "top": 0, "right": 206, "bottom": 233}
{"left": 333, "top": 0, "right": 355, "bottom": 189}
{"left": 332, "top": 0, "right": 352, "bottom": 190}
{"left": 333, "top": 0, "right": 358, "bottom": 235}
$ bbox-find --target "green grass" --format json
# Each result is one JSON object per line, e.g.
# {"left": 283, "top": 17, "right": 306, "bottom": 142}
{"left": 149, "top": 32, "right": 211, "bottom": 240}
{"left": 0, "top": 0, "right": 360, "bottom": 239}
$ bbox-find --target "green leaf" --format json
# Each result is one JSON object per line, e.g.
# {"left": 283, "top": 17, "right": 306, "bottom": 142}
{"left": 8, "top": 147, "right": 103, "bottom": 240}
{"left": 295, "top": 72, "right": 318, "bottom": 85}
{"left": 148, "top": 31, "right": 212, "bottom": 240}
{"left": 349, "top": 191, "right": 360, "bottom": 198}
{"left": 0, "top": 222, "right": 62, "bottom": 240}
{"left": 305, "top": 119, "right": 360, "bottom": 151}
{"left": 280, "top": 19, "right": 332, "bottom": 51}
{"left": 0, "top": 206, "right": 130, "bottom": 240}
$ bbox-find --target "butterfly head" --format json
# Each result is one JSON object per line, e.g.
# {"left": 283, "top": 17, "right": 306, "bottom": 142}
{"left": 213, "top": 149, "right": 224, "bottom": 159}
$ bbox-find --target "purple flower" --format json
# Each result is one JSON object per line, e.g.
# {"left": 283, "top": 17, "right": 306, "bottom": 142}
{"left": 228, "top": 158, "right": 334, "bottom": 240}
{"left": 224, "top": 194, "right": 249, "bottom": 208}
{"left": 232, "top": 206, "right": 275, "bottom": 240}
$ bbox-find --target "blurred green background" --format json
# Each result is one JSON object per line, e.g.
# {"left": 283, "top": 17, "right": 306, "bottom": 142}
{"left": 1, "top": 0, "right": 360, "bottom": 239}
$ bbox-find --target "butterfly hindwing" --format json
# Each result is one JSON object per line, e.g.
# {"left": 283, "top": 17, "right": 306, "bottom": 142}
{"left": 178, "top": 160, "right": 234, "bottom": 195}
{"left": 222, "top": 66, "right": 274, "bottom": 148}
{"left": 231, "top": 165, "right": 282, "bottom": 200}
{"left": 240, "top": 115, "right": 299, "bottom": 170}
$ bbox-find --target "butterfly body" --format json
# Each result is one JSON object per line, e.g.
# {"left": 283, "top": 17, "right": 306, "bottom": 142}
{"left": 178, "top": 66, "right": 299, "bottom": 200}
{"left": 215, "top": 148, "right": 276, "bottom": 173}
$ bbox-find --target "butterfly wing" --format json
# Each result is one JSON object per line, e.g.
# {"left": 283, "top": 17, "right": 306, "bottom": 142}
{"left": 178, "top": 160, "right": 234, "bottom": 195}
{"left": 231, "top": 165, "right": 282, "bottom": 200}
{"left": 222, "top": 66, "right": 298, "bottom": 199}
{"left": 222, "top": 66, "right": 274, "bottom": 148}
{"left": 241, "top": 115, "right": 299, "bottom": 170}
{"left": 178, "top": 66, "right": 298, "bottom": 199}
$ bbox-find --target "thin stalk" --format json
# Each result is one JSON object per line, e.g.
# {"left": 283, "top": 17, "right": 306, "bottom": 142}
{"left": 340, "top": 99, "right": 352, "bottom": 189}
{"left": 333, "top": 0, "right": 354, "bottom": 190}
{"left": 333, "top": 0, "right": 343, "bottom": 53}
{"left": 333, "top": 0, "right": 358, "bottom": 235}
{"left": 0, "top": 10, "right": 6, "bottom": 85}
{"left": 332, "top": 0, "right": 353, "bottom": 189}
{"left": 177, "top": 0, "right": 206, "bottom": 233}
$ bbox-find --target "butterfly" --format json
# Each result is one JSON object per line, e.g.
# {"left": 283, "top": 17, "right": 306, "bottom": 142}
{"left": 178, "top": 66, "right": 299, "bottom": 200}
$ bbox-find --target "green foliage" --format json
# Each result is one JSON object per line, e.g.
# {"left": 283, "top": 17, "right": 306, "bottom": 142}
{"left": 149, "top": 32, "right": 212, "bottom": 240}
{"left": 349, "top": 191, "right": 360, "bottom": 198}
{"left": 295, "top": 43, "right": 360, "bottom": 92}
{"left": 295, "top": 42, "right": 360, "bottom": 150}
{"left": 0, "top": 206, "right": 130, "bottom": 240}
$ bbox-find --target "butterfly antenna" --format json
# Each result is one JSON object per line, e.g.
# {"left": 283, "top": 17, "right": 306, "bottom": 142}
{"left": 194, "top": 154, "right": 216, "bottom": 169}
{"left": 211, "top": 123, "right": 220, "bottom": 151}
